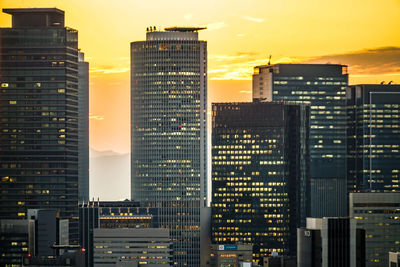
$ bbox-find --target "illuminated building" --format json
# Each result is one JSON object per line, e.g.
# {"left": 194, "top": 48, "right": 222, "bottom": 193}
{"left": 79, "top": 200, "right": 158, "bottom": 267}
{"left": 131, "top": 27, "right": 208, "bottom": 266}
{"left": 209, "top": 244, "right": 253, "bottom": 267}
{"left": 211, "top": 102, "right": 309, "bottom": 264}
{"left": 93, "top": 228, "right": 171, "bottom": 266}
{"left": 297, "top": 217, "right": 365, "bottom": 267}
{"left": 346, "top": 84, "right": 400, "bottom": 192}
{"left": 0, "top": 209, "right": 70, "bottom": 266}
{"left": 0, "top": 219, "right": 34, "bottom": 266}
{"left": 253, "top": 64, "right": 348, "bottom": 217}
{"left": 349, "top": 193, "right": 400, "bottom": 267}
{"left": 0, "top": 8, "right": 83, "bottom": 245}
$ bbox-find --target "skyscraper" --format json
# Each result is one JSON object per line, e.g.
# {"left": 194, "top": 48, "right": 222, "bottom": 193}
{"left": 253, "top": 64, "right": 348, "bottom": 217}
{"left": 78, "top": 51, "right": 89, "bottom": 202}
{"left": 211, "top": 102, "right": 309, "bottom": 264}
{"left": 131, "top": 27, "right": 207, "bottom": 266}
{"left": 347, "top": 84, "right": 400, "bottom": 192}
{"left": 0, "top": 8, "right": 81, "bottom": 243}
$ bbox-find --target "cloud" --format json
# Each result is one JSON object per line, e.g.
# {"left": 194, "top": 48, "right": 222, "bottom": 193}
{"left": 237, "top": 33, "right": 245, "bottom": 37}
{"left": 242, "top": 16, "right": 265, "bottom": 23}
{"left": 209, "top": 47, "right": 400, "bottom": 81}
{"left": 89, "top": 113, "right": 104, "bottom": 121}
{"left": 89, "top": 66, "right": 130, "bottom": 74}
{"left": 240, "top": 90, "right": 252, "bottom": 94}
{"left": 304, "top": 47, "right": 400, "bottom": 75}
{"left": 205, "top": 22, "right": 226, "bottom": 31}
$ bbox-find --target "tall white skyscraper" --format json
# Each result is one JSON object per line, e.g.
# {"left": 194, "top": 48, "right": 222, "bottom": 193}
{"left": 131, "top": 27, "right": 207, "bottom": 266}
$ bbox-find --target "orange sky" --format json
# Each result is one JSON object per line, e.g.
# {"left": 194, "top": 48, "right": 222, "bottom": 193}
{"left": 1, "top": 0, "right": 400, "bottom": 155}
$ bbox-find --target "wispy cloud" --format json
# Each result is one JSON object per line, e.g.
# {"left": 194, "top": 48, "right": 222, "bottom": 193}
{"left": 242, "top": 16, "right": 265, "bottom": 23}
{"left": 209, "top": 47, "right": 400, "bottom": 81}
{"left": 240, "top": 90, "right": 252, "bottom": 94}
{"left": 205, "top": 22, "right": 226, "bottom": 31}
{"left": 89, "top": 113, "right": 104, "bottom": 121}
{"left": 90, "top": 66, "right": 130, "bottom": 74}
{"left": 304, "top": 47, "right": 400, "bottom": 75}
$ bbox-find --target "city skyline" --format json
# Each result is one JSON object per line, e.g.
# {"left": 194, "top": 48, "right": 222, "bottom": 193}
{"left": 1, "top": 0, "right": 400, "bottom": 200}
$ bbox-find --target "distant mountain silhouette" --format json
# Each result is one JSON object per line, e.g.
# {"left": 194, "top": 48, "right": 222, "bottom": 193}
{"left": 89, "top": 149, "right": 130, "bottom": 201}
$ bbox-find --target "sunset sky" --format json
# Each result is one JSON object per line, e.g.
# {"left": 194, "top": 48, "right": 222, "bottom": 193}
{"left": 1, "top": 0, "right": 400, "bottom": 199}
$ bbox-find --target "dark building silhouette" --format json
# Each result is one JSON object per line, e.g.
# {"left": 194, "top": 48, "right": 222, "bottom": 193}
{"left": 0, "top": 8, "right": 84, "bottom": 244}
{"left": 0, "top": 219, "right": 34, "bottom": 265}
{"left": 346, "top": 84, "right": 400, "bottom": 192}
{"left": 253, "top": 64, "right": 348, "bottom": 217}
{"left": 211, "top": 102, "right": 309, "bottom": 264}
{"left": 297, "top": 217, "right": 365, "bottom": 267}
{"left": 131, "top": 27, "right": 208, "bottom": 266}
{"left": 78, "top": 52, "right": 89, "bottom": 202}
{"left": 0, "top": 209, "right": 70, "bottom": 266}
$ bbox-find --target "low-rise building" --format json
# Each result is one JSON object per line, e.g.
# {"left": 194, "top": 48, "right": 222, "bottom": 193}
{"left": 93, "top": 228, "right": 171, "bottom": 267}
{"left": 209, "top": 244, "right": 252, "bottom": 267}
{"left": 297, "top": 217, "right": 365, "bottom": 267}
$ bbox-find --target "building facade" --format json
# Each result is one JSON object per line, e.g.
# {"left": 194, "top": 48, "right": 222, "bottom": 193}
{"left": 78, "top": 51, "right": 89, "bottom": 202}
{"left": 253, "top": 64, "right": 348, "bottom": 217}
{"left": 93, "top": 228, "right": 171, "bottom": 267}
{"left": 389, "top": 252, "right": 400, "bottom": 267}
{"left": 211, "top": 102, "right": 309, "bottom": 264}
{"left": 0, "top": 219, "right": 35, "bottom": 266}
{"left": 209, "top": 244, "right": 253, "bottom": 267}
{"left": 0, "top": 8, "right": 82, "bottom": 243}
{"left": 347, "top": 84, "right": 400, "bottom": 192}
{"left": 349, "top": 193, "right": 400, "bottom": 267}
{"left": 131, "top": 27, "right": 208, "bottom": 266}
{"left": 79, "top": 200, "right": 159, "bottom": 267}
{"left": 297, "top": 217, "right": 365, "bottom": 267}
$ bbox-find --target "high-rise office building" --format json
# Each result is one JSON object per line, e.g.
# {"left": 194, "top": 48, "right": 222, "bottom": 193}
{"left": 131, "top": 27, "right": 207, "bottom": 266}
{"left": 349, "top": 193, "right": 400, "bottom": 267}
{"left": 78, "top": 52, "right": 89, "bottom": 202}
{"left": 211, "top": 102, "right": 309, "bottom": 264}
{"left": 297, "top": 217, "right": 365, "bottom": 267}
{"left": 252, "top": 64, "right": 348, "bottom": 217}
{"left": 0, "top": 8, "right": 81, "bottom": 243}
{"left": 347, "top": 84, "right": 400, "bottom": 192}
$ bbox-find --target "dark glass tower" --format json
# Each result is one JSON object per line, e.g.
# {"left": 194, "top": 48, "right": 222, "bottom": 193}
{"left": 253, "top": 64, "right": 348, "bottom": 217}
{"left": 131, "top": 27, "right": 207, "bottom": 266}
{"left": 211, "top": 102, "right": 309, "bottom": 264}
{"left": 78, "top": 51, "right": 89, "bottom": 202}
{"left": 0, "top": 8, "right": 80, "bottom": 242}
{"left": 347, "top": 84, "right": 400, "bottom": 192}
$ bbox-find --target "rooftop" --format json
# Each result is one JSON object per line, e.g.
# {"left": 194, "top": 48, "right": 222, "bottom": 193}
{"left": 3, "top": 8, "right": 64, "bottom": 15}
{"left": 164, "top": 26, "right": 206, "bottom": 32}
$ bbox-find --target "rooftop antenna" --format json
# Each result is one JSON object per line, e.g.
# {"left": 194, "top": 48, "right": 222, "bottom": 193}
{"left": 268, "top": 55, "right": 272, "bottom": 65}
